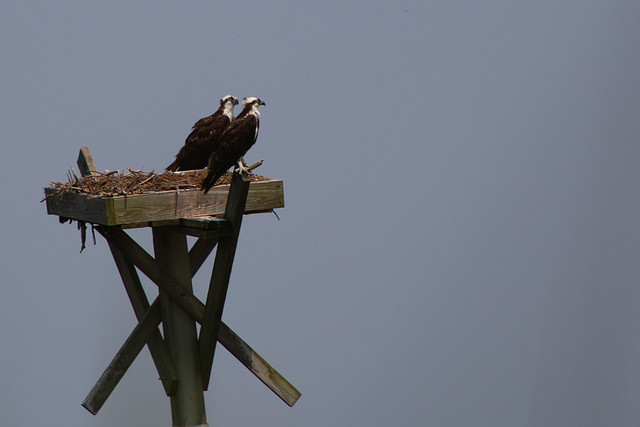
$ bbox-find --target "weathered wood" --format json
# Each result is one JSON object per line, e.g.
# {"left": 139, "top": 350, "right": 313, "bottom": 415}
{"left": 97, "top": 226, "right": 205, "bottom": 318}
{"left": 120, "top": 217, "right": 229, "bottom": 233}
{"left": 84, "top": 234, "right": 219, "bottom": 415}
{"left": 217, "top": 325, "right": 301, "bottom": 407}
{"left": 49, "top": 148, "right": 110, "bottom": 224}
{"left": 163, "top": 217, "right": 232, "bottom": 239}
{"left": 200, "top": 173, "right": 251, "bottom": 390}
{"left": 247, "top": 159, "right": 263, "bottom": 172}
{"left": 78, "top": 148, "right": 178, "bottom": 401}
{"left": 45, "top": 179, "right": 284, "bottom": 226}
{"left": 78, "top": 145, "right": 178, "bottom": 399}
{"left": 108, "top": 243, "right": 178, "bottom": 396}
{"left": 82, "top": 300, "right": 163, "bottom": 415}
{"left": 189, "top": 237, "right": 219, "bottom": 277}
{"left": 153, "top": 228, "right": 207, "bottom": 426}
{"left": 45, "top": 187, "right": 113, "bottom": 224}
{"left": 77, "top": 147, "right": 99, "bottom": 176}
{"left": 98, "top": 226, "right": 301, "bottom": 406}
{"left": 64, "top": 147, "right": 298, "bottom": 422}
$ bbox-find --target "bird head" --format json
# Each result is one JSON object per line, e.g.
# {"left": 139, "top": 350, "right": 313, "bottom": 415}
{"left": 243, "top": 97, "right": 266, "bottom": 108}
{"left": 220, "top": 95, "right": 239, "bottom": 107}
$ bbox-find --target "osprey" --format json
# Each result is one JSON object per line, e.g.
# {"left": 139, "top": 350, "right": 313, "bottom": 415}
{"left": 202, "top": 97, "right": 265, "bottom": 193}
{"left": 166, "top": 95, "right": 238, "bottom": 172}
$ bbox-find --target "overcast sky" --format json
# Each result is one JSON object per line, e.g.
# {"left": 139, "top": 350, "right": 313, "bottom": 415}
{"left": 2, "top": 1, "right": 640, "bottom": 426}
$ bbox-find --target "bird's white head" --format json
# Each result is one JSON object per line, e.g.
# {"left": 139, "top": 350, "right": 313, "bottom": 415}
{"left": 243, "top": 97, "right": 266, "bottom": 115}
{"left": 220, "top": 95, "right": 239, "bottom": 108}
{"left": 220, "top": 95, "right": 238, "bottom": 118}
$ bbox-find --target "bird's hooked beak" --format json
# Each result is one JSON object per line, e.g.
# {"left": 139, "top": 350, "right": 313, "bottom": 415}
{"left": 232, "top": 97, "right": 239, "bottom": 105}
{"left": 243, "top": 97, "right": 265, "bottom": 107}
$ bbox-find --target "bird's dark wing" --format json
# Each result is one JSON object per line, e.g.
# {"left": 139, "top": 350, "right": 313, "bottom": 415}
{"left": 166, "top": 113, "right": 231, "bottom": 171}
{"left": 201, "top": 114, "right": 259, "bottom": 193}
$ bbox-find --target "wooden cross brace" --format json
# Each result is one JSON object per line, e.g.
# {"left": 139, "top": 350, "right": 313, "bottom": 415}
{"left": 74, "top": 150, "right": 300, "bottom": 420}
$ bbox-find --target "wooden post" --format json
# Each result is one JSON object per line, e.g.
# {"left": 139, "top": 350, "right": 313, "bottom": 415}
{"left": 199, "top": 172, "right": 251, "bottom": 390}
{"left": 153, "top": 228, "right": 208, "bottom": 427}
{"left": 77, "top": 147, "right": 99, "bottom": 176}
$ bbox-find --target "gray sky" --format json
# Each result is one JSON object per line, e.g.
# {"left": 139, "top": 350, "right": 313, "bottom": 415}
{"left": 2, "top": 1, "right": 640, "bottom": 426}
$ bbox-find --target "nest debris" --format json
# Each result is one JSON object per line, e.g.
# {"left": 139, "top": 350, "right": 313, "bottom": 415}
{"left": 48, "top": 168, "right": 272, "bottom": 199}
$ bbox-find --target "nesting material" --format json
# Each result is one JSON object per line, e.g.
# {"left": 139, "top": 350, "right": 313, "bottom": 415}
{"left": 44, "top": 168, "right": 284, "bottom": 227}
{"left": 48, "top": 169, "right": 272, "bottom": 199}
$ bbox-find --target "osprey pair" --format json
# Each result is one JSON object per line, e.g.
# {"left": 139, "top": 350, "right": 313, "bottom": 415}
{"left": 166, "top": 95, "right": 266, "bottom": 194}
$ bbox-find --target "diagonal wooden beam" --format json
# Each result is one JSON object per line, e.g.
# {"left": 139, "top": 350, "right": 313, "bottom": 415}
{"left": 97, "top": 226, "right": 204, "bottom": 318}
{"left": 96, "top": 225, "right": 300, "bottom": 406}
{"left": 217, "top": 323, "right": 301, "bottom": 407}
{"left": 82, "top": 300, "right": 163, "bottom": 415}
{"left": 189, "top": 236, "right": 219, "bottom": 277}
{"left": 82, "top": 235, "right": 220, "bottom": 415}
{"left": 108, "top": 243, "right": 178, "bottom": 396}
{"left": 200, "top": 172, "right": 251, "bottom": 390}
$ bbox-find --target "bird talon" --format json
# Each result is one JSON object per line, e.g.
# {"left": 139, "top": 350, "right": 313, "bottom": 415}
{"left": 235, "top": 163, "right": 251, "bottom": 176}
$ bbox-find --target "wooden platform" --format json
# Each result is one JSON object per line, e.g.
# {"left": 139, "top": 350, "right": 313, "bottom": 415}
{"left": 44, "top": 177, "right": 283, "bottom": 227}
{"left": 45, "top": 149, "right": 300, "bottom": 422}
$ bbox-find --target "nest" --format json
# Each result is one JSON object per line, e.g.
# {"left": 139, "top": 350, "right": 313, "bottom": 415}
{"left": 48, "top": 168, "right": 272, "bottom": 199}
{"left": 46, "top": 168, "right": 276, "bottom": 252}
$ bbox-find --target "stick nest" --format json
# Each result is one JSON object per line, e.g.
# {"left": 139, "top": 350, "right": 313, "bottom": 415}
{"left": 48, "top": 169, "right": 272, "bottom": 199}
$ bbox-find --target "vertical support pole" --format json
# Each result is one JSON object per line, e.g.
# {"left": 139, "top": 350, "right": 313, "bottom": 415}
{"left": 199, "top": 173, "right": 251, "bottom": 390}
{"left": 153, "top": 228, "right": 208, "bottom": 427}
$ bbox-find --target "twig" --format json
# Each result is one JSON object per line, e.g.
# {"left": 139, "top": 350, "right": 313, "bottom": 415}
{"left": 247, "top": 159, "right": 264, "bottom": 172}
{"left": 135, "top": 174, "right": 156, "bottom": 187}
{"left": 78, "top": 220, "right": 87, "bottom": 253}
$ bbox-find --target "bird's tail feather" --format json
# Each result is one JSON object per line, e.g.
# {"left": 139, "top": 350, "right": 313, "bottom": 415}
{"left": 201, "top": 170, "right": 224, "bottom": 194}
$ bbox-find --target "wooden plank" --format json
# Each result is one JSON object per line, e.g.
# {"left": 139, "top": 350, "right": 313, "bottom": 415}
{"left": 44, "top": 188, "right": 113, "bottom": 225}
{"left": 180, "top": 217, "right": 232, "bottom": 231}
{"left": 153, "top": 228, "right": 207, "bottom": 426}
{"left": 82, "top": 300, "right": 163, "bottom": 415}
{"left": 45, "top": 179, "right": 283, "bottom": 226}
{"left": 217, "top": 325, "right": 301, "bottom": 407}
{"left": 110, "top": 180, "right": 283, "bottom": 225}
{"left": 108, "top": 243, "right": 178, "bottom": 396}
{"left": 98, "top": 226, "right": 301, "bottom": 406}
{"left": 162, "top": 217, "right": 232, "bottom": 239}
{"left": 77, "top": 147, "right": 99, "bottom": 176}
{"left": 199, "top": 173, "right": 250, "bottom": 390}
